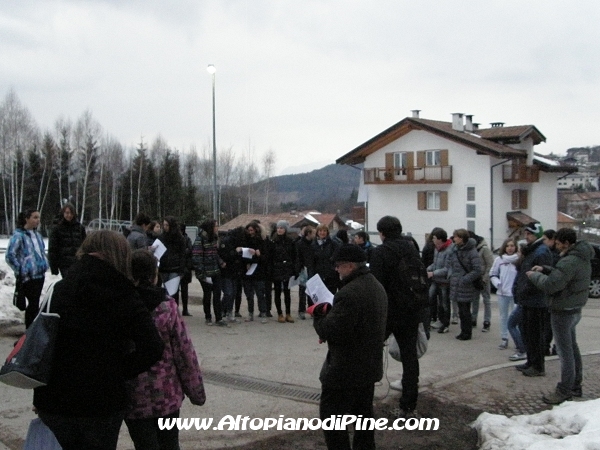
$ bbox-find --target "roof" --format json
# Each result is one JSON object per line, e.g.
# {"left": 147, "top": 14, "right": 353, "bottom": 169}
{"left": 533, "top": 153, "right": 578, "bottom": 174}
{"left": 558, "top": 212, "right": 578, "bottom": 223}
{"left": 337, "top": 117, "right": 572, "bottom": 174}
{"left": 506, "top": 211, "right": 539, "bottom": 227}
{"left": 218, "top": 212, "right": 348, "bottom": 232}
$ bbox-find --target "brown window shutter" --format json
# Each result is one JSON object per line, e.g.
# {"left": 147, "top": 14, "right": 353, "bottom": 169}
{"left": 418, "top": 191, "right": 426, "bottom": 210}
{"left": 440, "top": 149, "right": 449, "bottom": 166}
{"left": 406, "top": 152, "right": 414, "bottom": 167}
{"left": 385, "top": 153, "right": 394, "bottom": 170}
{"left": 416, "top": 151, "right": 426, "bottom": 168}
{"left": 521, "top": 190, "right": 528, "bottom": 209}
{"left": 440, "top": 191, "right": 448, "bottom": 210}
{"left": 511, "top": 189, "right": 518, "bottom": 209}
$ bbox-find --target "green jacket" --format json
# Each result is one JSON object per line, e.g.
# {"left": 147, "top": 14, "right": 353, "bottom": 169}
{"left": 528, "top": 240, "right": 593, "bottom": 311}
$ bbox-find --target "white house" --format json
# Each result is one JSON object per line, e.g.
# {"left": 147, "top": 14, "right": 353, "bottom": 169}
{"left": 336, "top": 111, "right": 577, "bottom": 250}
{"left": 557, "top": 170, "right": 599, "bottom": 190}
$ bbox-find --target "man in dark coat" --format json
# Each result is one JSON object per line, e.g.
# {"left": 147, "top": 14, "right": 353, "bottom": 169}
{"left": 311, "top": 244, "right": 387, "bottom": 450}
{"left": 370, "top": 215, "right": 422, "bottom": 416}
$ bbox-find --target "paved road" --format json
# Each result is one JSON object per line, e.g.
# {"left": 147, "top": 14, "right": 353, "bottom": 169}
{"left": 1, "top": 281, "right": 599, "bottom": 449}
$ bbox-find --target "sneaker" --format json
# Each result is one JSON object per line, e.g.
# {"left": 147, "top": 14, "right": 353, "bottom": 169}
{"left": 455, "top": 334, "right": 471, "bottom": 341}
{"left": 182, "top": 311, "right": 192, "bottom": 316}
{"left": 266, "top": 312, "right": 273, "bottom": 318}
{"left": 261, "top": 316, "right": 267, "bottom": 324}
{"left": 389, "top": 380, "right": 402, "bottom": 391}
{"left": 498, "top": 339, "right": 508, "bottom": 350}
{"left": 451, "top": 317, "right": 458, "bottom": 325}
{"left": 298, "top": 312, "right": 306, "bottom": 320}
{"left": 235, "top": 312, "right": 242, "bottom": 318}
{"left": 205, "top": 319, "right": 213, "bottom": 326}
{"left": 515, "top": 363, "right": 530, "bottom": 372}
{"left": 214, "top": 320, "right": 230, "bottom": 327}
{"left": 227, "top": 313, "right": 240, "bottom": 324}
{"left": 437, "top": 326, "right": 449, "bottom": 334}
{"left": 245, "top": 313, "right": 254, "bottom": 322}
{"left": 543, "top": 390, "right": 572, "bottom": 405}
{"left": 431, "top": 320, "right": 443, "bottom": 329}
{"left": 482, "top": 321, "right": 490, "bottom": 332}
{"left": 522, "top": 367, "right": 545, "bottom": 377}
{"left": 509, "top": 352, "right": 527, "bottom": 361}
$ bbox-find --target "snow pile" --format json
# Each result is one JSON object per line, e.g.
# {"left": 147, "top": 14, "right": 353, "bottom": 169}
{"left": 473, "top": 398, "right": 600, "bottom": 449}
{"left": 0, "top": 267, "right": 23, "bottom": 326}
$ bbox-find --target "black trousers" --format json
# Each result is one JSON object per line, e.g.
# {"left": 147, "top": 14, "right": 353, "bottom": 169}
{"left": 458, "top": 302, "right": 472, "bottom": 338}
{"left": 522, "top": 306, "right": 547, "bottom": 372}
{"left": 386, "top": 310, "right": 420, "bottom": 412}
{"left": 125, "top": 410, "right": 180, "bottom": 450}
{"left": 320, "top": 384, "right": 376, "bottom": 450}
{"left": 20, "top": 277, "right": 45, "bottom": 328}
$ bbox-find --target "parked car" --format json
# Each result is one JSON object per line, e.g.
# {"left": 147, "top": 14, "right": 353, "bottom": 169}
{"left": 589, "top": 243, "right": 600, "bottom": 298}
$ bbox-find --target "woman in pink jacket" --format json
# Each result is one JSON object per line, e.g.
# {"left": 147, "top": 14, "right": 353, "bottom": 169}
{"left": 125, "top": 249, "right": 206, "bottom": 450}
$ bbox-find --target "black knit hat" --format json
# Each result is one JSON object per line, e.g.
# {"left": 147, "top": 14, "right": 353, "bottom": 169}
{"left": 333, "top": 244, "right": 367, "bottom": 263}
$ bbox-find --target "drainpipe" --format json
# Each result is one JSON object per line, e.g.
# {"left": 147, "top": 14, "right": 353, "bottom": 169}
{"left": 490, "top": 158, "right": 512, "bottom": 251}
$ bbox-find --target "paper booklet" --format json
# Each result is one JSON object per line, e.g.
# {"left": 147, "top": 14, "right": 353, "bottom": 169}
{"left": 305, "top": 274, "right": 334, "bottom": 305}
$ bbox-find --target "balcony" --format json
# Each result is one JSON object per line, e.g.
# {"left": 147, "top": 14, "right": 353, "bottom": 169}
{"left": 502, "top": 164, "right": 539, "bottom": 183}
{"left": 364, "top": 166, "right": 452, "bottom": 184}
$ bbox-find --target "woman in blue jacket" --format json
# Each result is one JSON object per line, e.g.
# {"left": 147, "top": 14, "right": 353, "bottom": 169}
{"left": 5, "top": 209, "right": 49, "bottom": 328}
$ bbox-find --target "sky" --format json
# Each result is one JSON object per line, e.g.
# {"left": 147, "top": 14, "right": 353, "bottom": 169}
{"left": 1, "top": 1, "right": 599, "bottom": 176}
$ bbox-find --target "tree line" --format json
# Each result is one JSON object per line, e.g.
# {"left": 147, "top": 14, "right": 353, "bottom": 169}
{"left": 0, "top": 89, "right": 277, "bottom": 235}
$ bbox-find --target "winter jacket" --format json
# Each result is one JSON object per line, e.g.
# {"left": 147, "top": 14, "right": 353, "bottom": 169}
{"left": 295, "top": 236, "right": 314, "bottom": 274}
{"left": 426, "top": 239, "right": 452, "bottom": 285}
{"left": 370, "top": 236, "right": 423, "bottom": 328}
{"left": 313, "top": 265, "right": 388, "bottom": 388}
{"left": 489, "top": 254, "right": 519, "bottom": 297}
{"left": 218, "top": 229, "right": 245, "bottom": 279}
{"left": 181, "top": 233, "right": 193, "bottom": 283}
{"left": 528, "top": 240, "right": 593, "bottom": 311}
{"left": 127, "top": 225, "right": 148, "bottom": 250}
{"left": 447, "top": 238, "right": 483, "bottom": 303}
{"left": 126, "top": 286, "right": 205, "bottom": 419}
{"left": 6, "top": 228, "right": 49, "bottom": 283}
{"left": 421, "top": 240, "right": 435, "bottom": 269}
{"left": 48, "top": 219, "right": 86, "bottom": 275}
{"left": 33, "top": 254, "right": 164, "bottom": 417}
{"left": 309, "top": 237, "right": 340, "bottom": 285}
{"left": 270, "top": 233, "right": 297, "bottom": 282}
{"left": 241, "top": 234, "right": 268, "bottom": 280}
{"left": 192, "top": 231, "right": 222, "bottom": 279}
{"left": 513, "top": 239, "right": 553, "bottom": 308}
{"left": 158, "top": 233, "right": 186, "bottom": 275}
{"left": 476, "top": 238, "right": 495, "bottom": 285}
{"left": 358, "top": 241, "right": 375, "bottom": 264}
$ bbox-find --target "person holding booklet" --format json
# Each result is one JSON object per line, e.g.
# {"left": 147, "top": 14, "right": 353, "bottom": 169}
{"left": 157, "top": 216, "right": 186, "bottom": 306}
{"left": 270, "top": 220, "right": 298, "bottom": 323}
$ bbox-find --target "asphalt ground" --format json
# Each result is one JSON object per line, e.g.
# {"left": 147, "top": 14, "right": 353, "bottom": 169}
{"left": 0, "top": 282, "right": 599, "bottom": 449}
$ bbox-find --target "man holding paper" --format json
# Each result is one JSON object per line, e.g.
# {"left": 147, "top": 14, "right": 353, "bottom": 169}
{"left": 310, "top": 244, "right": 387, "bottom": 450}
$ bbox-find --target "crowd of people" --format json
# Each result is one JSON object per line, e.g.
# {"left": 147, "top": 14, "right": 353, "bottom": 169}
{"left": 4, "top": 205, "right": 594, "bottom": 449}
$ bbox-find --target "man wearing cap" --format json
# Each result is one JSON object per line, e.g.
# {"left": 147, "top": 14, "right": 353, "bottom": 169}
{"left": 513, "top": 222, "right": 554, "bottom": 377}
{"left": 311, "top": 244, "right": 387, "bottom": 450}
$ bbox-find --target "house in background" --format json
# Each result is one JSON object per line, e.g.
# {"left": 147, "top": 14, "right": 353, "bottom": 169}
{"left": 337, "top": 111, "right": 577, "bottom": 249}
{"left": 218, "top": 212, "right": 348, "bottom": 236}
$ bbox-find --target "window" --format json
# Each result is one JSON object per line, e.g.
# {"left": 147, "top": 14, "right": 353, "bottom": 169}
{"left": 467, "top": 186, "right": 475, "bottom": 202}
{"left": 394, "top": 152, "right": 407, "bottom": 169}
{"left": 418, "top": 191, "right": 448, "bottom": 211}
{"left": 467, "top": 220, "right": 476, "bottom": 232}
{"left": 426, "top": 150, "right": 441, "bottom": 166}
{"left": 466, "top": 204, "right": 476, "bottom": 218}
{"left": 512, "top": 189, "right": 528, "bottom": 209}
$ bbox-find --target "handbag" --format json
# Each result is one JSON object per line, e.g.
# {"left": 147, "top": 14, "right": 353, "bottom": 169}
{"left": 456, "top": 254, "right": 484, "bottom": 291}
{"left": 0, "top": 282, "right": 60, "bottom": 389}
{"left": 388, "top": 323, "right": 428, "bottom": 362}
{"left": 23, "top": 418, "right": 62, "bottom": 450}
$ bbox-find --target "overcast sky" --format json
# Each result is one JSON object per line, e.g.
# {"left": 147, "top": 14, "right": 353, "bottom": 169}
{"left": 1, "top": 0, "right": 599, "bottom": 175}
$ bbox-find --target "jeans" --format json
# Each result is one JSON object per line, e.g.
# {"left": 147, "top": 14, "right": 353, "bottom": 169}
{"left": 551, "top": 310, "right": 582, "bottom": 395}
{"left": 274, "top": 279, "right": 291, "bottom": 315}
{"left": 200, "top": 276, "right": 223, "bottom": 321}
{"left": 298, "top": 285, "right": 313, "bottom": 313}
{"left": 522, "top": 306, "right": 546, "bottom": 372}
{"left": 472, "top": 280, "right": 491, "bottom": 324}
{"left": 264, "top": 279, "right": 273, "bottom": 313}
{"left": 320, "top": 385, "right": 376, "bottom": 450}
{"left": 497, "top": 295, "right": 515, "bottom": 341}
{"left": 125, "top": 410, "right": 180, "bottom": 450}
{"left": 243, "top": 278, "right": 266, "bottom": 315}
{"left": 38, "top": 410, "right": 124, "bottom": 450}
{"left": 429, "top": 283, "right": 449, "bottom": 327}
{"left": 508, "top": 304, "right": 526, "bottom": 353}
{"left": 386, "top": 311, "right": 420, "bottom": 412}
{"left": 221, "top": 277, "right": 239, "bottom": 315}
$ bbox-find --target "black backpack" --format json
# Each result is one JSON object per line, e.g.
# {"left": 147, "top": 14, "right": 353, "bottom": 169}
{"left": 384, "top": 239, "right": 429, "bottom": 311}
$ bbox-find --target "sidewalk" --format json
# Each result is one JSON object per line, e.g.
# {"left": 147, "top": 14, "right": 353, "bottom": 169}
{"left": 1, "top": 286, "right": 599, "bottom": 449}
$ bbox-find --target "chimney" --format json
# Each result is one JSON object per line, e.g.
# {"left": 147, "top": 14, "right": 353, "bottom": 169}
{"left": 465, "top": 115, "right": 474, "bottom": 132}
{"left": 411, "top": 110, "right": 421, "bottom": 118}
{"left": 490, "top": 122, "right": 505, "bottom": 128}
{"left": 473, "top": 123, "right": 480, "bottom": 131}
{"left": 451, "top": 113, "right": 464, "bottom": 132}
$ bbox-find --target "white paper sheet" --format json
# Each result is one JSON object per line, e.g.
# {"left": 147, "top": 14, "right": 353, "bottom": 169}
{"left": 288, "top": 275, "right": 299, "bottom": 288}
{"left": 246, "top": 263, "right": 257, "bottom": 276}
{"left": 241, "top": 247, "right": 253, "bottom": 258}
{"left": 152, "top": 239, "right": 167, "bottom": 263}
{"left": 164, "top": 276, "right": 181, "bottom": 296}
{"left": 305, "top": 274, "right": 334, "bottom": 305}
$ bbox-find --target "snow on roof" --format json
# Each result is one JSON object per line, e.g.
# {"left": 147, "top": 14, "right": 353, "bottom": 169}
{"left": 534, "top": 154, "right": 560, "bottom": 166}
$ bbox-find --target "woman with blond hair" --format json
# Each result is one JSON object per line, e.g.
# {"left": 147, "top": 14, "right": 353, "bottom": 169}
{"left": 33, "top": 230, "right": 164, "bottom": 450}
{"left": 309, "top": 224, "right": 340, "bottom": 294}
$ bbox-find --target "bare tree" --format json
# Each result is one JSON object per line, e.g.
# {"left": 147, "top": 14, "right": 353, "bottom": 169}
{"left": 74, "top": 110, "right": 102, "bottom": 223}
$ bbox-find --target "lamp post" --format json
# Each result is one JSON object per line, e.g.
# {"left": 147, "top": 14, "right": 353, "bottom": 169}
{"left": 207, "top": 64, "right": 218, "bottom": 224}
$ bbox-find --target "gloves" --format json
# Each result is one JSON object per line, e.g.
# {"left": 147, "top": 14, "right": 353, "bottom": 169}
{"left": 306, "top": 302, "right": 331, "bottom": 317}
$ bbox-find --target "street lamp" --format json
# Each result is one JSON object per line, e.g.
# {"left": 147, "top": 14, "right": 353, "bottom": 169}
{"left": 207, "top": 64, "right": 218, "bottom": 224}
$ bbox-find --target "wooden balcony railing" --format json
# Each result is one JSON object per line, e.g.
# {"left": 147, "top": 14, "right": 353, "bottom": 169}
{"left": 502, "top": 165, "right": 539, "bottom": 183}
{"left": 363, "top": 166, "right": 452, "bottom": 184}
